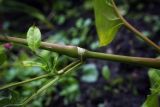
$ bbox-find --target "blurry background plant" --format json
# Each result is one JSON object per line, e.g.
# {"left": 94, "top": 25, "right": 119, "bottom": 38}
{"left": 0, "top": 0, "right": 160, "bottom": 107}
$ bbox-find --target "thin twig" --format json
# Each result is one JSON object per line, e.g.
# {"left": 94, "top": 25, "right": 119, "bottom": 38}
{"left": 111, "top": 0, "right": 160, "bottom": 53}
{"left": 0, "top": 73, "right": 53, "bottom": 90}
{"left": 21, "top": 60, "right": 83, "bottom": 106}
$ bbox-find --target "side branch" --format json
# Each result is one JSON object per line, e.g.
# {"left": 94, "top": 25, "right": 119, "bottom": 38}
{"left": 0, "top": 36, "right": 160, "bottom": 69}
{"left": 111, "top": 0, "right": 160, "bottom": 53}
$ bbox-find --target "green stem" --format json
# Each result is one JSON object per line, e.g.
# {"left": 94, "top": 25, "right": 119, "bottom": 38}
{"left": 57, "top": 60, "right": 81, "bottom": 74}
{"left": 0, "top": 73, "right": 53, "bottom": 90}
{"left": 21, "top": 60, "right": 82, "bottom": 106}
{"left": 22, "top": 77, "right": 59, "bottom": 106}
{"left": 63, "top": 61, "right": 83, "bottom": 76}
{"left": 111, "top": 0, "right": 160, "bottom": 53}
{"left": 85, "top": 51, "right": 160, "bottom": 69}
{"left": 0, "top": 36, "right": 160, "bottom": 69}
{"left": 0, "top": 60, "right": 81, "bottom": 91}
{"left": 1, "top": 60, "right": 82, "bottom": 107}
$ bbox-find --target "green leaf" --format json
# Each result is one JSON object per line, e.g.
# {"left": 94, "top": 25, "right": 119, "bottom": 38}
{"left": 81, "top": 64, "right": 98, "bottom": 83}
{"left": 148, "top": 69, "right": 160, "bottom": 94}
{"left": 142, "top": 94, "right": 159, "bottom": 107}
{"left": 142, "top": 69, "right": 160, "bottom": 107}
{"left": 148, "top": 69, "right": 160, "bottom": 86}
{"left": 22, "top": 61, "right": 46, "bottom": 70}
{"left": 49, "top": 53, "right": 59, "bottom": 73}
{"left": 0, "top": 46, "right": 6, "bottom": 65}
{"left": 27, "top": 26, "right": 41, "bottom": 52}
{"left": 102, "top": 66, "right": 110, "bottom": 80}
{"left": 93, "top": 0, "right": 123, "bottom": 46}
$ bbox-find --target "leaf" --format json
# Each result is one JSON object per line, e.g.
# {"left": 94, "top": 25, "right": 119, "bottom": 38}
{"left": 0, "top": 46, "right": 6, "bottom": 65}
{"left": 93, "top": 0, "right": 123, "bottom": 46}
{"left": 148, "top": 69, "right": 160, "bottom": 86}
{"left": 142, "top": 94, "right": 159, "bottom": 107}
{"left": 49, "top": 53, "right": 59, "bottom": 73}
{"left": 102, "top": 66, "right": 110, "bottom": 80}
{"left": 148, "top": 69, "right": 160, "bottom": 94}
{"left": 81, "top": 64, "right": 98, "bottom": 83}
{"left": 22, "top": 61, "right": 46, "bottom": 70}
{"left": 142, "top": 69, "right": 160, "bottom": 107}
{"left": 27, "top": 26, "right": 41, "bottom": 52}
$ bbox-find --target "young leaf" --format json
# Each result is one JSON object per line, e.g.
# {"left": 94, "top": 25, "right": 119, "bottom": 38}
{"left": 22, "top": 61, "right": 47, "bottom": 70}
{"left": 27, "top": 26, "right": 41, "bottom": 52}
{"left": 93, "top": 0, "right": 123, "bottom": 46}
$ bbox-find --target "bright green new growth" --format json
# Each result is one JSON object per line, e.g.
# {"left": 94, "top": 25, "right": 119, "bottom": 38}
{"left": 93, "top": 0, "right": 123, "bottom": 46}
{"left": 27, "top": 26, "right": 41, "bottom": 52}
{"left": 22, "top": 61, "right": 47, "bottom": 70}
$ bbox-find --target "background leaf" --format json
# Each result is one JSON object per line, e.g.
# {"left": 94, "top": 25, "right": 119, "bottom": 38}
{"left": 27, "top": 26, "right": 41, "bottom": 52}
{"left": 59, "top": 77, "right": 80, "bottom": 104}
{"left": 93, "top": 0, "right": 123, "bottom": 46}
{"left": 102, "top": 65, "right": 111, "bottom": 80}
{"left": 81, "top": 64, "right": 98, "bottom": 83}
